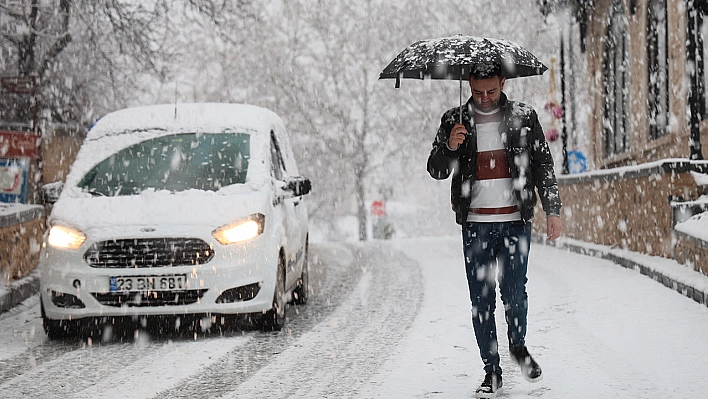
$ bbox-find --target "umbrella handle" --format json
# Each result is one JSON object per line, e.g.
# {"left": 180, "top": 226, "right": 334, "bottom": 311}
{"left": 459, "top": 70, "right": 463, "bottom": 125}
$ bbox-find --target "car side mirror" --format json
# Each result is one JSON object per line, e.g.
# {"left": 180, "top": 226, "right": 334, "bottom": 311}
{"left": 41, "top": 181, "right": 64, "bottom": 204}
{"left": 285, "top": 176, "right": 311, "bottom": 196}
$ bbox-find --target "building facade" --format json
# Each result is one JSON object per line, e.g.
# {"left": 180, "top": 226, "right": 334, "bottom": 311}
{"left": 538, "top": 0, "right": 708, "bottom": 276}
{"left": 541, "top": 0, "right": 708, "bottom": 167}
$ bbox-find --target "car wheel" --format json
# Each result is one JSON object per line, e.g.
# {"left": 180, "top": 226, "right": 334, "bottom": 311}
{"left": 260, "top": 254, "right": 286, "bottom": 331}
{"left": 41, "top": 301, "right": 79, "bottom": 339}
{"left": 293, "top": 241, "right": 309, "bottom": 305}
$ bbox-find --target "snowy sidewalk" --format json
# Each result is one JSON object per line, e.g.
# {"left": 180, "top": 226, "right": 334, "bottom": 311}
{"left": 358, "top": 236, "right": 708, "bottom": 398}
{"left": 535, "top": 234, "right": 708, "bottom": 308}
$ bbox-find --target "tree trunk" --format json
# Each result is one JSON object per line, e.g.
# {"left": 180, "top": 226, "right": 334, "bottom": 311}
{"left": 356, "top": 171, "right": 367, "bottom": 241}
{"left": 355, "top": 76, "right": 371, "bottom": 242}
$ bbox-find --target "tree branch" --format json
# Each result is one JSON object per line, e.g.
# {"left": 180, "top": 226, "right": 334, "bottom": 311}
{"left": 0, "top": 4, "right": 25, "bottom": 20}
{"left": 37, "top": 0, "right": 71, "bottom": 79}
{"left": 38, "top": 33, "right": 72, "bottom": 79}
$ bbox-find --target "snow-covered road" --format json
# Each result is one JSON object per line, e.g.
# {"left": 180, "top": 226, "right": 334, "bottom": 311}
{"left": 1, "top": 236, "right": 708, "bottom": 398}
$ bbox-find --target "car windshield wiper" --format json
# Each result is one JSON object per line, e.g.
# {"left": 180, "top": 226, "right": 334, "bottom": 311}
{"left": 86, "top": 188, "right": 106, "bottom": 197}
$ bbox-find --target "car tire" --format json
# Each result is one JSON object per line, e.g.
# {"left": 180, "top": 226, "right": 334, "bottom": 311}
{"left": 260, "top": 254, "right": 286, "bottom": 331}
{"left": 41, "top": 301, "right": 79, "bottom": 339}
{"left": 292, "top": 241, "right": 309, "bottom": 305}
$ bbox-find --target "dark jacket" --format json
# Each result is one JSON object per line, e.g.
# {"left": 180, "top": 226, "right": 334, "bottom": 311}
{"left": 427, "top": 93, "right": 562, "bottom": 225}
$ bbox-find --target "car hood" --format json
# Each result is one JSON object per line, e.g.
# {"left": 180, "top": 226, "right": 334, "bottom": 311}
{"left": 50, "top": 186, "right": 270, "bottom": 231}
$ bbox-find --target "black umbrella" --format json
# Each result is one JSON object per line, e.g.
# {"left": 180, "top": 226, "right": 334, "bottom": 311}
{"left": 379, "top": 35, "right": 548, "bottom": 122}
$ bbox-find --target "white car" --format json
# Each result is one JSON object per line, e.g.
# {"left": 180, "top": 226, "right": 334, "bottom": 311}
{"left": 39, "top": 103, "right": 311, "bottom": 337}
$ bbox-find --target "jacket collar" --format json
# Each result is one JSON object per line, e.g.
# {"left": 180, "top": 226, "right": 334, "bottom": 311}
{"left": 464, "top": 93, "right": 511, "bottom": 143}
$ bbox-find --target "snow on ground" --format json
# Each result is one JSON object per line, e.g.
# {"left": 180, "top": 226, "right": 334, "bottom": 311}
{"left": 2, "top": 236, "right": 708, "bottom": 398}
{"left": 71, "top": 335, "right": 251, "bottom": 399}
{"left": 356, "top": 236, "right": 479, "bottom": 397}
{"left": 356, "top": 236, "right": 708, "bottom": 398}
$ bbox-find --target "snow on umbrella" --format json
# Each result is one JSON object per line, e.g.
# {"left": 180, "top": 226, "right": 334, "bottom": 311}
{"left": 379, "top": 35, "right": 548, "bottom": 122}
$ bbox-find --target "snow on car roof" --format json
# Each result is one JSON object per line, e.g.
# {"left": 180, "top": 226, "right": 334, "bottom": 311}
{"left": 87, "top": 103, "right": 281, "bottom": 140}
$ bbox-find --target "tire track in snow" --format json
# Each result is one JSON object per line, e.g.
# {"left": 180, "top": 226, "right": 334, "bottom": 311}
{"left": 0, "top": 338, "right": 163, "bottom": 397}
{"left": 0, "top": 243, "right": 355, "bottom": 397}
{"left": 0, "top": 333, "right": 250, "bottom": 398}
{"left": 0, "top": 242, "right": 422, "bottom": 398}
{"left": 153, "top": 242, "right": 380, "bottom": 398}
{"left": 0, "top": 339, "right": 83, "bottom": 387}
{"left": 155, "top": 242, "right": 423, "bottom": 399}
{"left": 71, "top": 336, "right": 251, "bottom": 399}
{"left": 0, "top": 295, "right": 87, "bottom": 388}
{"left": 220, "top": 242, "right": 423, "bottom": 399}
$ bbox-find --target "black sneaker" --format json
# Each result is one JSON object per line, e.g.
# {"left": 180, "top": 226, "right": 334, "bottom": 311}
{"left": 510, "top": 345, "right": 543, "bottom": 382}
{"left": 475, "top": 372, "right": 502, "bottom": 398}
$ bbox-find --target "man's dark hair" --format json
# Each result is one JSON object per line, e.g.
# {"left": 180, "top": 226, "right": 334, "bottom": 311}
{"left": 468, "top": 62, "right": 502, "bottom": 80}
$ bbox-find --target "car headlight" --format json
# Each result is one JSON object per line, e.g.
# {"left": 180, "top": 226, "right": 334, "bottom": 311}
{"left": 212, "top": 214, "right": 265, "bottom": 245}
{"left": 47, "top": 225, "right": 87, "bottom": 250}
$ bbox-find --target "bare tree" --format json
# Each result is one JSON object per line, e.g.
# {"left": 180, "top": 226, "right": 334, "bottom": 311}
{"left": 165, "top": 0, "right": 555, "bottom": 241}
{"left": 0, "top": 0, "right": 256, "bottom": 127}
{"left": 0, "top": 0, "right": 555, "bottom": 237}
{"left": 190, "top": 0, "right": 475, "bottom": 240}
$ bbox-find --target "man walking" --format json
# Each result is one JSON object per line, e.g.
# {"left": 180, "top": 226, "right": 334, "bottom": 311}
{"left": 427, "top": 63, "right": 562, "bottom": 398}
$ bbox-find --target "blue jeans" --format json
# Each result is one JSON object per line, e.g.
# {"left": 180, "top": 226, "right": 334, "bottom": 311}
{"left": 462, "top": 221, "right": 532, "bottom": 376}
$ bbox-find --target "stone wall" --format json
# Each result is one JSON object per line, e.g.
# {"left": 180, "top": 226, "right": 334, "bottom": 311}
{"left": 534, "top": 160, "right": 708, "bottom": 259}
{"left": 0, "top": 204, "right": 45, "bottom": 282}
{"left": 673, "top": 231, "right": 708, "bottom": 275}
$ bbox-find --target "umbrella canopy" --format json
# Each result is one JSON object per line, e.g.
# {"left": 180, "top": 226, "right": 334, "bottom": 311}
{"left": 379, "top": 35, "right": 548, "bottom": 87}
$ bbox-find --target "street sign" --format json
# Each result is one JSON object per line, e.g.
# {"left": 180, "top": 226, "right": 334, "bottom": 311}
{"left": 0, "top": 158, "right": 29, "bottom": 203}
{"left": 371, "top": 200, "right": 386, "bottom": 217}
{"left": 0, "top": 131, "right": 40, "bottom": 159}
{"left": 1, "top": 76, "right": 37, "bottom": 94}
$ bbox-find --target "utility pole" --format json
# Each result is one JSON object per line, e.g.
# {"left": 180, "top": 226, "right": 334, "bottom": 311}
{"left": 560, "top": 32, "right": 569, "bottom": 174}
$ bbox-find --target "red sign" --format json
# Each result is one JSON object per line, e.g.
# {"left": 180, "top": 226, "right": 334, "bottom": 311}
{"left": 371, "top": 200, "right": 386, "bottom": 217}
{"left": 0, "top": 131, "right": 40, "bottom": 159}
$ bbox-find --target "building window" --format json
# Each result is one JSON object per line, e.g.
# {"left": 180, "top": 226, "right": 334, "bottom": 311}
{"left": 604, "top": 2, "right": 630, "bottom": 156}
{"left": 647, "top": 0, "right": 670, "bottom": 139}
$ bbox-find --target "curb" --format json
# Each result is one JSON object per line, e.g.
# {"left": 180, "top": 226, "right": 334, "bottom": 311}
{"left": 0, "top": 270, "right": 40, "bottom": 313}
{"left": 533, "top": 234, "right": 708, "bottom": 308}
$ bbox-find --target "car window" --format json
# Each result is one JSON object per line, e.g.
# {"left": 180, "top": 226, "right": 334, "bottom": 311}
{"left": 270, "top": 131, "right": 286, "bottom": 180}
{"left": 78, "top": 133, "right": 250, "bottom": 196}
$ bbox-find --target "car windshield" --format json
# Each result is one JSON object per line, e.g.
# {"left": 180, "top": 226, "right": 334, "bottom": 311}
{"left": 78, "top": 133, "right": 250, "bottom": 196}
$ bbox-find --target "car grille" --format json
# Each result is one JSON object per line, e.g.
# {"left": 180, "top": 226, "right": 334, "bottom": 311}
{"left": 84, "top": 238, "right": 214, "bottom": 268}
{"left": 91, "top": 290, "right": 208, "bottom": 307}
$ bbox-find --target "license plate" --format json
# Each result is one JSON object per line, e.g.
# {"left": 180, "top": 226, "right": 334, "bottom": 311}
{"left": 109, "top": 275, "right": 188, "bottom": 292}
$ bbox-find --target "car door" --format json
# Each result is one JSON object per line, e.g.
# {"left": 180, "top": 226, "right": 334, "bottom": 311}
{"left": 269, "top": 131, "right": 300, "bottom": 288}
{"left": 275, "top": 129, "right": 308, "bottom": 268}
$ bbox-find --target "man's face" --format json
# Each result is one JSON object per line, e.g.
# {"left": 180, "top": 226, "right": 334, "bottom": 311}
{"left": 469, "top": 76, "right": 506, "bottom": 112}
